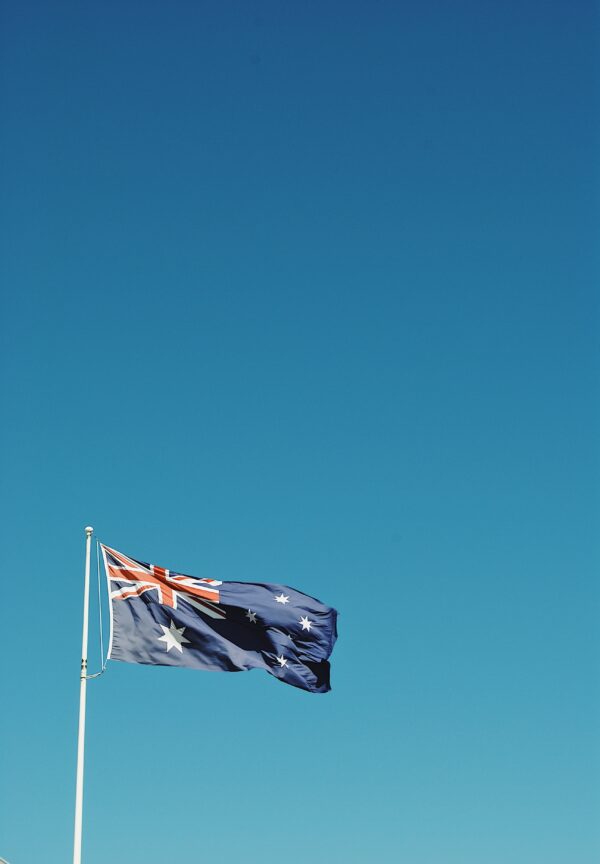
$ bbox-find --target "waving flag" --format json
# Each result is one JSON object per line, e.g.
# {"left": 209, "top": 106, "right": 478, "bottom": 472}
{"left": 101, "top": 544, "right": 338, "bottom": 693}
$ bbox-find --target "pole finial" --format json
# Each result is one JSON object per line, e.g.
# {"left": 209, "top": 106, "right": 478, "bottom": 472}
{"left": 85, "top": 526, "right": 94, "bottom": 536}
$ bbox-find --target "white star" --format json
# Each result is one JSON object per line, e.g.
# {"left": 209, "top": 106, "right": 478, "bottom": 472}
{"left": 299, "top": 616, "right": 313, "bottom": 632}
{"left": 276, "top": 655, "right": 288, "bottom": 667}
{"left": 158, "top": 620, "right": 191, "bottom": 653}
{"left": 245, "top": 609, "right": 257, "bottom": 623}
{"left": 275, "top": 593, "right": 290, "bottom": 605}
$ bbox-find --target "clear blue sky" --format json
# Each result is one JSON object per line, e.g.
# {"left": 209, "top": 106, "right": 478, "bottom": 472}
{"left": 0, "top": 2, "right": 598, "bottom": 862}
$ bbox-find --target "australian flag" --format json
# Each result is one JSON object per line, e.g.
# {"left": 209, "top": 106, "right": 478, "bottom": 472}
{"left": 101, "top": 544, "right": 338, "bottom": 693}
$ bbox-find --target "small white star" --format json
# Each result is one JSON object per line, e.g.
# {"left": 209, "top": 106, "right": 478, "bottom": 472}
{"left": 158, "top": 620, "right": 190, "bottom": 653}
{"left": 299, "top": 616, "right": 313, "bottom": 632}
{"left": 245, "top": 609, "right": 257, "bottom": 623}
{"left": 275, "top": 593, "right": 290, "bottom": 605}
{"left": 276, "top": 655, "right": 288, "bottom": 667}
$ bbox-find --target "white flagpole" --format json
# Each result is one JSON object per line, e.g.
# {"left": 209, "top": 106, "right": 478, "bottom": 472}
{"left": 73, "top": 526, "right": 94, "bottom": 864}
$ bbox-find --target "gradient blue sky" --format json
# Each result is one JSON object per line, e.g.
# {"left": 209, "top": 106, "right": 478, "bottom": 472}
{"left": 1, "top": 2, "right": 598, "bottom": 863}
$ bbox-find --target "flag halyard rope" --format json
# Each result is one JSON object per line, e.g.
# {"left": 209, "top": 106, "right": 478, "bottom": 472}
{"left": 85, "top": 539, "right": 107, "bottom": 680}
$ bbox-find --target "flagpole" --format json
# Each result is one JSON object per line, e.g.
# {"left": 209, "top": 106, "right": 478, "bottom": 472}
{"left": 73, "top": 526, "right": 93, "bottom": 864}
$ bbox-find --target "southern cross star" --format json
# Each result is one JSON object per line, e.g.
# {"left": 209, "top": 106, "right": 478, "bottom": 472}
{"left": 275, "top": 593, "right": 290, "bottom": 605}
{"left": 245, "top": 609, "right": 257, "bottom": 623}
{"left": 276, "top": 655, "right": 288, "bottom": 667}
{"left": 299, "top": 615, "right": 313, "bottom": 632}
{"left": 158, "top": 620, "right": 191, "bottom": 653}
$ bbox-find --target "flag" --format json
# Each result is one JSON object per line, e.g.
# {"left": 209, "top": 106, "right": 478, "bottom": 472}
{"left": 100, "top": 544, "right": 338, "bottom": 693}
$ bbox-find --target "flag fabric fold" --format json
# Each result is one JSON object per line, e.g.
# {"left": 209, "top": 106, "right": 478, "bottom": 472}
{"left": 101, "top": 544, "right": 338, "bottom": 693}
